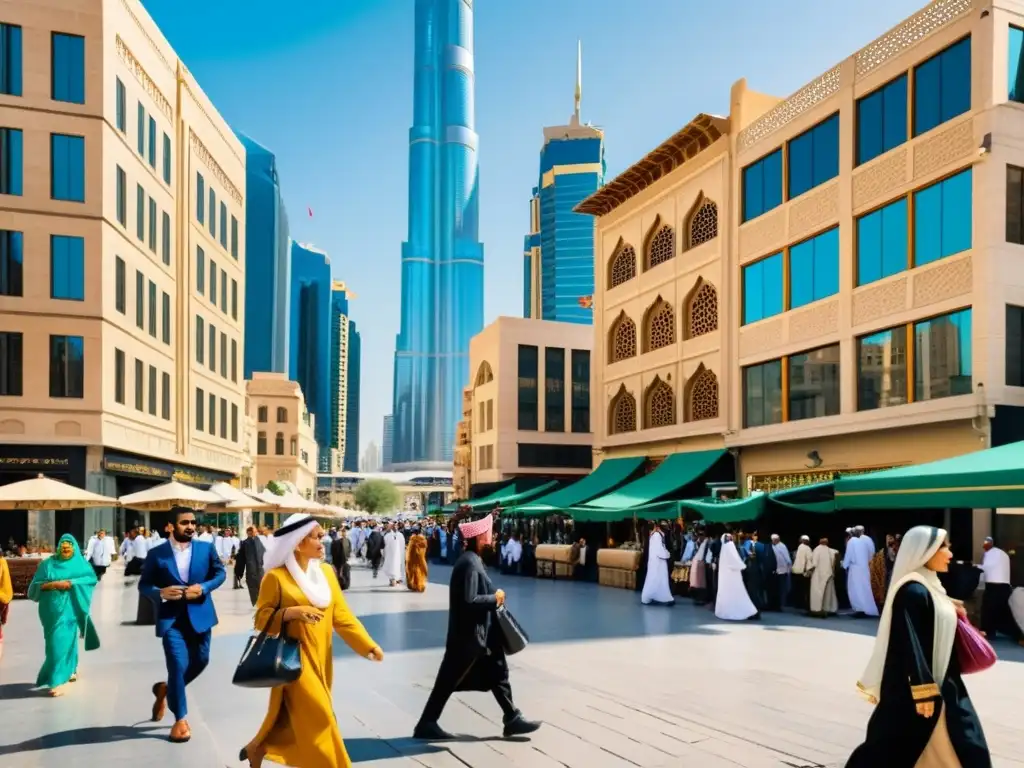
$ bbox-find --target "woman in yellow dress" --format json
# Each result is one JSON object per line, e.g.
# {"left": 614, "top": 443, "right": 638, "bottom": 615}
{"left": 240, "top": 513, "right": 384, "bottom": 768}
{"left": 0, "top": 552, "right": 12, "bottom": 661}
{"left": 406, "top": 528, "right": 428, "bottom": 593}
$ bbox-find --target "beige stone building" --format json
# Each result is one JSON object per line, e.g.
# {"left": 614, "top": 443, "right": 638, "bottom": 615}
{"left": 247, "top": 373, "right": 318, "bottom": 498}
{"left": 0, "top": 0, "right": 246, "bottom": 545}
{"left": 453, "top": 386, "right": 473, "bottom": 499}
{"left": 579, "top": 0, "right": 1024, "bottom": 550}
{"left": 464, "top": 317, "right": 593, "bottom": 490}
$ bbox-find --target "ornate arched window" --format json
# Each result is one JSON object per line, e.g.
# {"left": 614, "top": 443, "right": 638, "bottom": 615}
{"left": 609, "top": 312, "right": 637, "bottom": 362}
{"left": 609, "top": 386, "right": 637, "bottom": 434}
{"left": 475, "top": 361, "right": 494, "bottom": 386}
{"left": 685, "top": 193, "right": 719, "bottom": 249}
{"left": 685, "top": 364, "right": 720, "bottom": 422}
{"left": 642, "top": 297, "right": 676, "bottom": 352}
{"left": 274, "top": 431, "right": 285, "bottom": 455}
{"left": 276, "top": 407, "right": 288, "bottom": 423}
{"left": 684, "top": 278, "right": 719, "bottom": 339}
{"left": 645, "top": 217, "right": 676, "bottom": 270}
{"left": 608, "top": 243, "right": 637, "bottom": 288}
{"left": 644, "top": 376, "right": 676, "bottom": 429}
{"left": 257, "top": 406, "right": 268, "bottom": 423}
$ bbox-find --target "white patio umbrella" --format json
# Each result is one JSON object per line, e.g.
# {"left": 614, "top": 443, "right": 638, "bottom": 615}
{"left": 207, "top": 482, "right": 274, "bottom": 510}
{"left": 0, "top": 473, "right": 119, "bottom": 510}
{"left": 118, "top": 480, "right": 222, "bottom": 511}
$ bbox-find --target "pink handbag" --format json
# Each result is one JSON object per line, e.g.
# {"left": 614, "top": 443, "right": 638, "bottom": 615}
{"left": 954, "top": 615, "right": 997, "bottom": 675}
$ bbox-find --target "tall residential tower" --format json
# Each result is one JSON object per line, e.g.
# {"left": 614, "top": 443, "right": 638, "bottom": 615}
{"left": 391, "top": 0, "right": 484, "bottom": 468}
{"left": 524, "top": 42, "right": 605, "bottom": 324}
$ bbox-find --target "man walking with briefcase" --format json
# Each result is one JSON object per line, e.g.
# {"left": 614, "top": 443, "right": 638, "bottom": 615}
{"left": 413, "top": 512, "right": 541, "bottom": 741}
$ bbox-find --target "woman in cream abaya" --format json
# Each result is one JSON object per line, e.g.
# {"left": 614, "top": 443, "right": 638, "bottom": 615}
{"left": 241, "top": 514, "right": 385, "bottom": 768}
{"left": 846, "top": 526, "right": 991, "bottom": 768}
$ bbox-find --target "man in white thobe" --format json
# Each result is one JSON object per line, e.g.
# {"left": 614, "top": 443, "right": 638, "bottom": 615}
{"left": 503, "top": 534, "right": 523, "bottom": 574}
{"left": 842, "top": 528, "right": 878, "bottom": 617}
{"left": 770, "top": 534, "right": 792, "bottom": 610}
{"left": 977, "top": 537, "right": 1018, "bottom": 640}
{"left": 122, "top": 528, "right": 150, "bottom": 579}
{"left": 382, "top": 523, "right": 406, "bottom": 586}
{"left": 714, "top": 535, "right": 757, "bottom": 621}
{"left": 641, "top": 528, "right": 674, "bottom": 605}
{"left": 809, "top": 538, "right": 838, "bottom": 616}
{"left": 791, "top": 535, "right": 813, "bottom": 611}
{"left": 85, "top": 529, "right": 115, "bottom": 580}
{"left": 197, "top": 525, "right": 214, "bottom": 543}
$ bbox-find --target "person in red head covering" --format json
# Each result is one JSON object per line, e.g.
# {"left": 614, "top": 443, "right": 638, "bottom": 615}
{"left": 413, "top": 513, "right": 541, "bottom": 742}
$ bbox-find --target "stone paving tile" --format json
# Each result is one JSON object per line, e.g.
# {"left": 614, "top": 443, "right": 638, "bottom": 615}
{"left": 2, "top": 561, "right": 1023, "bottom": 767}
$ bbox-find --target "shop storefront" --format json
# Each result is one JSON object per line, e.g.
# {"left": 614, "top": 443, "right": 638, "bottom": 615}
{"left": 0, "top": 445, "right": 87, "bottom": 550}
{"left": 102, "top": 450, "right": 235, "bottom": 536}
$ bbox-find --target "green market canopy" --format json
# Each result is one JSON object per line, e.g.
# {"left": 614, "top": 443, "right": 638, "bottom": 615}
{"left": 833, "top": 441, "right": 1024, "bottom": 510}
{"left": 570, "top": 450, "right": 725, "bottom": 523}
{"left": 440, "top": 479, "right": 559, "bottom": 514}
{"left": 511, "top": 456, "right": 645, "bottom": 517}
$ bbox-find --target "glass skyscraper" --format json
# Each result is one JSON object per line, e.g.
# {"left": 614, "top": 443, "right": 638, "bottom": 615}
{"left": 329, "top": 282, "right": 352, "bottom": 474}
{"left": 524, "top": 43, "right": 605, "bottom": 324}
{"left": 391, "top": 0, "right": 484, "bottom": 468}
{"left": 240, "top": 135, "right": 291, "bottom": 376}
{"left": 344, "top": 320, "right": 361, "bottom": 472}
{"left": 289, "top": 241, "right": 332, "bottom": 470}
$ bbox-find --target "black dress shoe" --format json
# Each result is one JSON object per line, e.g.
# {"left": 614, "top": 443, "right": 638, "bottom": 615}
{"left": 502, "top": 715, "right": 541, "bottom": 738}
{"left": 413, "top": 721, "right": 455, "bottom": 740}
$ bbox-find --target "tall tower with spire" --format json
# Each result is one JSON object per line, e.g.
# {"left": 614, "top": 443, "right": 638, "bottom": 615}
{"left": 523, "top": 42, "right": 605, "bottom": 324}
{"left": 391, "top": 0, "right": 484, "bottom": 469}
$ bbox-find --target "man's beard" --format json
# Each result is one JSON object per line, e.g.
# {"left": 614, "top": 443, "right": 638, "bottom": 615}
{"left": 172, "top": 529, "right": 194, "bottom": 543}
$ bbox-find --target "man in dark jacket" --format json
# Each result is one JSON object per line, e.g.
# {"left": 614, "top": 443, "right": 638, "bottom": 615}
{"left": 365, "top": 525, "right": 385, "bottom": 578}
{"left": 413, "top": 513, "right": 540, "bottom": 741}
{"left": 235, "top": 526, "right": 265, "bottom": 606}
{"left": 331, "top": 529, "right": 352, "bottom": 590}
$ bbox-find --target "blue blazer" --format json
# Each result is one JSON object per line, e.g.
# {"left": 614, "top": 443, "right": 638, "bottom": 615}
{"left": 138, "top": 539, "right": 226, "bottom": 637}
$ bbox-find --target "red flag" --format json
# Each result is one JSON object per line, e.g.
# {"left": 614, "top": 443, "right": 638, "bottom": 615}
{"left": 307, "top": 206, "right": 313, "bottom": 218}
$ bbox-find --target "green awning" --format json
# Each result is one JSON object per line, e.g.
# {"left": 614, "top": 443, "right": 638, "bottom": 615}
{"left": 448, "top": 480, "right": 560, "bottom": 513}
{"left": 834, "top": 441, "right": 1024, "bottom": 510}
{"left": 570, "top": 450, "right": 725, "bottom": 523}
{"left": 441, "top": 483, "right": 516, "bottom": 513}
{"left": 678, "top": 493, "right": 766, "bottom": 523}
{"left": 512, "top": 456, "right": 645, "bottom": 516}
{"left": 769, "top": 481, "right": 836, "bottom": 513}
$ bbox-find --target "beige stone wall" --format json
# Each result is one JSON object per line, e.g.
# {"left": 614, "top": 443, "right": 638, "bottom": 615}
{"left": 247, "top": 374, "right": 318, "bottom": 497}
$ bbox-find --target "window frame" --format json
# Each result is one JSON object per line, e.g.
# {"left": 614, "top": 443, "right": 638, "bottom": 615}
{"left": 742, "top": 343, "right": 841, "bottom": 428}
{"left": 50, "top": 234, "right": 85, "bottom": 301}
{"left": 855, "top": 74, "right": 909, "bottom": 167}
{"left": 50, "top": 133, "right": 85, "bottom": 203}
{"left": 786, "top": 112, "right": 840, "bottom": 200}
{"left": 912, "top": 35, "right": 972, "bottom": 138}
{"left": 50, "top": 32, "right": 85, "bottom": 105}
{"left": 741, "top": 148, "right": 783, "bottom": 223}
{"left": 0, "top": 126, "right": 24, "bottom": 196}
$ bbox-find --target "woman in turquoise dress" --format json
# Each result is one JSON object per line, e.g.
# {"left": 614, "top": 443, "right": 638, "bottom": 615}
{"left": 28, "top": 534, "right": 100, "bottom": 697}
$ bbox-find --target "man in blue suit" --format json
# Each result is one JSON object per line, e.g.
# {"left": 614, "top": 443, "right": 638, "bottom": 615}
{"left": 139, "top": 507, "right": 226, "bottom": 743}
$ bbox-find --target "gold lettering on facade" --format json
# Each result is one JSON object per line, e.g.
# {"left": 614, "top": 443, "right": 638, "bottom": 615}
{"left": 746, "top": 465, "right": 903, "bottom": 494}
{"left": 0, "top": 457, "right": 69, "bottom": 466}
{"left": 172, "top": 469, "right": 214, "bottom": 484}
{"left": 114, "top": 35, "right": 173, "bottom": 121}
{"left": 189, "top": 129, "right": 243, "bottom": 205}
{"left": 104, "top": 460, "right": 170, "bottom": 478}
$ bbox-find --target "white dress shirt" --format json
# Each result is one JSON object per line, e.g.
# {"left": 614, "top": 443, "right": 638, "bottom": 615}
{"left": 980, "top": 547, "right": 1011, "bottom": 585}
{"left": 169, "top": 539, "right": 193, "bottom": 582}
{"left": 87, "top": 536, "right": 114, "bottom": 567}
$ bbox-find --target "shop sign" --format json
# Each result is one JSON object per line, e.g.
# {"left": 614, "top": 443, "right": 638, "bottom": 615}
{"left": 0, "top": 457, "right": 69, "bottom": 468}
{"left": 172, "top": 467, "right": 228, "bottom": 485}
{"left": 103, "top": 456, "right": 172, "bottom": 479}
{"left": 746, "top": 465, "right": 902, "bottom": 494}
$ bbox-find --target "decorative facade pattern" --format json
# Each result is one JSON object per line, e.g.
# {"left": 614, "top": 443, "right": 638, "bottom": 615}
{"left": 686, "top": 195, "right": 719, "bottom": 249}
{"left": 474, "top": 361, "right": 493, "bottom": 386}
{"left": 646, "top": 224, "right": 676, "bottom": 270}
{"left": 789, "top": 299, "right": 840, "bottom": 344}
{"left": 686, "top": 365, "right": 719, "bottom": 422}
{"left": 644, "top": 298, "right": 676, "bottom": 352}
{"left": 739, "top": 318, "right": 784, "bottom": 358}
{"left": 685, "top": 280, "right": 719, "bottom": 339}
{"left": 853, "top": 147, "right": 909, "bottom": 210}
{"left": 788, "top": 182, "right": 840, "bottom": 241}
{"left": 912, "top": 118, "right": 975, "bottom": 181}
{"left": 610, "top": 386, "right": 637, "bottom": 434}
{"left": 912, "top": 255, "right": 973, "bottom": 308}
{"left": 852, "top": 277, "right": 909, "bottom": 327}
{"left": 853, "top": 0, "right": 974, "bottom": 80}
{"left": 609, "top": 243, "right": 638, "bottom": 288}
{"left": 189, "top": 130, "right": 244, "bottom": 205}
{"left": 739, "top": 208, "right": 786, "bottom": 262}
{"left": 737, "top": 66, "right": 841, "bottom": 151}
{"left": 115, "top": 36, "right": 173, "bottom": 120}
{"left": 610, "top": 312, "right": 638, "bottom": 362}
{"left": 644, "top": 377, "right": 676, "bottom": 429}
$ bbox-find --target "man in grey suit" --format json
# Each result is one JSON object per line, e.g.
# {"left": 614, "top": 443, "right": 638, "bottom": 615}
{"left": 234, "top": 526, "right": 265, "bottom": 606}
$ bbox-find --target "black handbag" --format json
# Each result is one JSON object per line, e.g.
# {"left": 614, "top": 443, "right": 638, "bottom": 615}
{"left": 232, "top": 606, "right": 302, "bottom": 688}
{"left": 494, "top": 604, "right": 529, "bottom": 656}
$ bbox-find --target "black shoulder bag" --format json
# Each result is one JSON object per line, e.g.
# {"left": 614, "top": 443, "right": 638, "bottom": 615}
{"left": 232, "top": 602, "right": 302, "bottom": 688}
{"left": 494, "top": 604, "right": 530, "bottom": 656}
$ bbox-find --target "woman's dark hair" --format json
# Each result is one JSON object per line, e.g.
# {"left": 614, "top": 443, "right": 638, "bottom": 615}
{"left": 465, "top": 535, "right": 480, "bottom": 553}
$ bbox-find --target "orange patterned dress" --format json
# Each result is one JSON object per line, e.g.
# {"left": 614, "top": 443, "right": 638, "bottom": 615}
{"left": 405, "top": 534, "right": 428, "bottom": 593}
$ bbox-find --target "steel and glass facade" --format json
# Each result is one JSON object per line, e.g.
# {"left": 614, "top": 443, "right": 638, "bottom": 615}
{"left": 329, "top": 282, "right": 351, "bottom": 473}
{"left": 524, "top": 131, "right": 604, "bottom": 324}
{"left": 289, "top": 242, "right": 332, "bottom": 469}
{"left": 344, "top": 320, "right": 361, "bottom": 472}
{"left": 240, "top": 136, "right": 290, "bottom": 377}
{"left": 391, "top": 0, "right": 484, "bottom": 468}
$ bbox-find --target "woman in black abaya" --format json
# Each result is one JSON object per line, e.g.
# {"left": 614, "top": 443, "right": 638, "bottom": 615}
{"left": 846, "top": 526, "right": 990, "bottom": 768}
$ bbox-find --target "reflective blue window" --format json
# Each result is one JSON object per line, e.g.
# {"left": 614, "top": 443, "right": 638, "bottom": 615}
{"left": 209, "top": 188, "right": 216, "bottom": 237}
{"left": 115, "top": 166, "right": 126, "bottom": 226}
{"left": 914, "top": 37, "right": 971, "bottom": 136}
{"left": 742, "top": 252, "right": 783, "bottom": 325}
{"left": 913, "top": 168, "right": 972, "bottom": 266}
{"left": 1011, "top": 27, "right": 1024, "bottom": 103}
{"left": 50, "top": 235, "right": 84, "bottom": 301}
{"left": 136, "top": 184, "right": 144, "bottom": 241}
{"left": 50, "top": 133, "right": 84, "bottom": 202}
{"left": 162, "top": 133, "right": 171, "bottom": 184}
{"left": 0, "top": 229, "right": 23, "bottom": 297}
{"left": 787, "top": 114, "right": 839, "bottom": 199}
{"left": 219, "top": 201, "right": 227, "bottom": 247}
{"left": 0, "top": 24, "right": 22, "bottom": 97}
{"left": 147, "top": 116, "right": 156, "bottom": 168}
{"left": 742, "top": 149, "right": 783, "bottom": 223}
{"left": 0, "top": 127, "right": 22, "bottom": 196}
{"left": 857, "top": 198, "right": 908, "bottom": 285}
{"left": 115, "top": 78, "right": 126, "bottom": 132}
{"left": 137, "top": 103, "right": 144, "bottom": 155}
{"left": 196, "top": 173, "right": 205, "bottom": 223}
{"left": 50, "top": 335, "right": 84, "bottom": 398}
{"left": 51, "top": 33, "right": 84, "bottom": 104}
{"left": 857, "top": 75, "right": 908, "bottom": 165}
{"left": 914, "top": 308, "right": 973, "bottom": 401}
{"left": 789, "top": 227, "right": 839, "bottom": 309}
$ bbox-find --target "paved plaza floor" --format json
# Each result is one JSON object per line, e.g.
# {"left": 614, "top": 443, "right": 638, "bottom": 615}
{"left": 2, "top": 561, "right": 1023, "bottom": 768}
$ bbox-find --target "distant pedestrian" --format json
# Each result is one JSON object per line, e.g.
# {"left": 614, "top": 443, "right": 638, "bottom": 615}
{"left": 235, "top": 526, "right": 266, "bottom": 606}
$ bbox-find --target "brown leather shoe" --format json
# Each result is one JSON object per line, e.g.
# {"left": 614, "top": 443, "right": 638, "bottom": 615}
{"left": 151, "top": 682, "right": 167, "bottom": 722}
{"left": 169, "top": 719, "right": 191, "bottom": 743}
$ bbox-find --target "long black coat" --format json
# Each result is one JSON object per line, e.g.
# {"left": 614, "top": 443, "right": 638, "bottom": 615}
{"left": 444, "top": 550, "right": 509, "bottom": 692}
{"left": 235, "top": 536, "right": 265, "bottom": 584}
{"left": 331, "top": 536, "right": 351, "bottom": 590}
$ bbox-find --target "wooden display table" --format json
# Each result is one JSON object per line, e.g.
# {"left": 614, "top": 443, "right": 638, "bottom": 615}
{"left": 7, "top": 557, "right": 46, "bottom": 598}
{"left": 597, "top": 548, "right": 641, "bottom": 590}
{"left": 534, "top": 544, "right": 573, "bottom": 579}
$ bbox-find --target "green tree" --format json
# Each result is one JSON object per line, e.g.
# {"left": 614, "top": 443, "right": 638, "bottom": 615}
{"left": 353, "top": 478, "right": 402, "bottom": 514}
{"left": 266, "top": 480, "right": 287, "bottom": 496}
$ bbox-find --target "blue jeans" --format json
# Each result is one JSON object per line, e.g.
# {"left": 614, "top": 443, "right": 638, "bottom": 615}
{"left": 162, "top": 615, "right": 211, "bottom": 721}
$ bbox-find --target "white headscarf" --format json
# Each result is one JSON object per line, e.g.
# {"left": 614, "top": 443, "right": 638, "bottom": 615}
{"left": 263, "top": 513, "right": 331, "bottom": 609}
{"left": 857, "top": 526, "right": 956, "bottom": 704}
{"left": 719, "top": 535, "right": 746, "bottom": 572}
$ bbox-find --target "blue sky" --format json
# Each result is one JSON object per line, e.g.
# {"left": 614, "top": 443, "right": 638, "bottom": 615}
{"left": 142, "top": 0, "right": 925, "bottom": 458}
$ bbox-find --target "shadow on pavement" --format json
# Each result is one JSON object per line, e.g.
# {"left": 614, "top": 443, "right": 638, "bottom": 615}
{"left": 346, "top": 735, "right": 526, "bottom": 763}
{"left": 0, "top": 682, "right": 46, "bottom": 699}
{"left": 0, "top": 724, "right": 166, "bottom": 755}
